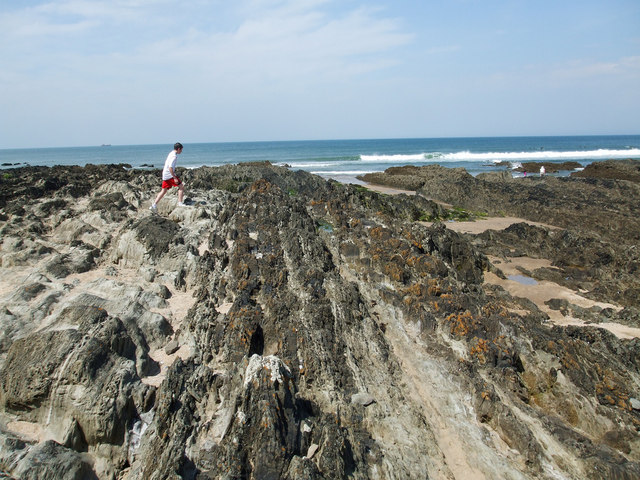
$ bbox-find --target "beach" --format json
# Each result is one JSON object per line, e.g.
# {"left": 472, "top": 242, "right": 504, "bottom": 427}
{"left": 1, "top": 160, "right": 639, "bottom": 479}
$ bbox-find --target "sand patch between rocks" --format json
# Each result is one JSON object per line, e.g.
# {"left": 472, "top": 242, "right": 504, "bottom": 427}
{"left": 142, "top": 288, "right": 197, "bottom": 387}
{"left": 143, "top": 343, "right": 193, "bottom": 387}
{"left": 9, "top": 264, "right": 200, "bottom": 387}
{"left": 363, "top": 184, "right": 420, "bottom": 196}
{"left": 5, "top": 420, "right": 45, "bottom": 443}
{"left": 484, "top": 256, "right": 640, "bottom": 339}
{"left": 442, "top": 217, "right": 557, "bottom": 235}
{"left": 363, "top": 181, "right": 558, "bottom": 235}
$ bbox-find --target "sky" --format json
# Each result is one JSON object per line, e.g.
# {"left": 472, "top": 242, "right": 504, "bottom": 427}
{"left": 1, "top": 0, "right": 639, "bottom": 148}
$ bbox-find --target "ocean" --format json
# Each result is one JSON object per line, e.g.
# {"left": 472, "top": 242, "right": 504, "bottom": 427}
{"left": 1, "top": 135, "right": 639, "bottom": 183}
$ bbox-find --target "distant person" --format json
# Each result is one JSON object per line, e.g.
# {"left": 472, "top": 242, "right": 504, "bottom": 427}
{"left": 540, "top": 165, "right": 546, "bottom": 177}
{"left": 150, "top": 142, "right": 186, "bottom": 212}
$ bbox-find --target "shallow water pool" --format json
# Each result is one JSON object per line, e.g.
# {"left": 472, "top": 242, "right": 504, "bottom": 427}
{"left": 508, "top": 274, "right": 538, "bottom": 285}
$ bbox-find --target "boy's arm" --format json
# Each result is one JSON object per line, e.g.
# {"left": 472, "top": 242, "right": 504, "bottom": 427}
{"left": 169, "top": 167, "right": 181, "bottom": 184}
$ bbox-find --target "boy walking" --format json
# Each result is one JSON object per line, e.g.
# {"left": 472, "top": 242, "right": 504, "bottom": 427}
{"left": 150, "top": 142, "right": 185, "bottom": 211}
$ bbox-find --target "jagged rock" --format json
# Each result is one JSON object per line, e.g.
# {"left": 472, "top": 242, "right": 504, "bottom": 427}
{"left": 1, "top": 163, "right": 640, "bottom": 479}
{"left": 572, "top": 158, "right": 640, "bottom": 182}
{"left": 12, "top": 440, "right": 98, "bottom": 480}
{"left": 0, "top": 307, "right": 154, "bottom": 471}
{"left": 44, "top": 244, "right": 99, "bottom": 279}
{"left": 517, "top": 161, "right": 582, "bottom": 173}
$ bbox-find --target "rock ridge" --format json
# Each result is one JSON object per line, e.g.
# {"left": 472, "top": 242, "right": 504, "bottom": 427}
{"left": 0, "top": 162, "right": 639, "bottom": 479}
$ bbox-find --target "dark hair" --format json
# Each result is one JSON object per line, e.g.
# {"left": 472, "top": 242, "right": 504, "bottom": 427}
{"left": 174, "top": 142, "right": 183, "bottom": 150}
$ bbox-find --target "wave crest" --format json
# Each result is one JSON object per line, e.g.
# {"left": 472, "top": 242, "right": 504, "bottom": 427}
{"left": 359, "top": 148, "right": 640, "bottom": 163}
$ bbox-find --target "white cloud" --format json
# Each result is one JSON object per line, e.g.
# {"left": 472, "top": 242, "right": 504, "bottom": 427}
{"left": 551, "top": 56, "right": 640, "bottom": 80}
{"left": 0, "top": 1, "right": 414, "bottom": 146}
{"left": 2, "top": 1, "right": 411, "bottom": 79}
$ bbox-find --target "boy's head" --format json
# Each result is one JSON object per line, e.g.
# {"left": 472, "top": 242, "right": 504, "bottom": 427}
{"left": 174, "top": 142, "right": 183, "bottom": 152}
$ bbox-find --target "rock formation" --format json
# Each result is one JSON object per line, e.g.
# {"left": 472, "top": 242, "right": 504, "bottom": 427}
{"left": 0, "top": 161, "right": 639, "bottom": 479}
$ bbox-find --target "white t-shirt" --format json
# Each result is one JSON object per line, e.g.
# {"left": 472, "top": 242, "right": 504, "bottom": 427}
{"left": 162, "top": 150, "right": 178, "bottom": 180}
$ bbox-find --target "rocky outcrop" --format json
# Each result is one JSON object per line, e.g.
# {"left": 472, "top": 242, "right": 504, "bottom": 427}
{"left": 359, "top": 162, "right": 640, "bottom": 241}
{"left": 359, "top": 161, "right": 640, "bottom": 309}
{"left": 1, "top": 162, "right": 639, "bottom": 479}
{"left": 516, "top": 161, "right": 582, "bottom": 174}
{"left": 572, "top": 159, "right": 640, "bottom": 183}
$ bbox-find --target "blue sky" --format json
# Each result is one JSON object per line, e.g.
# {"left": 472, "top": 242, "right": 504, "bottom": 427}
{"left": 1, "top": 0, "right": 639, "bottom": 148}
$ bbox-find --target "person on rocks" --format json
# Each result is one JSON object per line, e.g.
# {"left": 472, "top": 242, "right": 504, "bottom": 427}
{"left": 150, "top": 142, "right": 186, "bottom": 211}
{"left": 539, "top": 165, "right": 546, "bottom": 177}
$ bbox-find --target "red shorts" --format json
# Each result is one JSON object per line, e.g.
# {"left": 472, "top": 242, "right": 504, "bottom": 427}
{"left": 161, "top": 177, "right": 182, "bottom": 189}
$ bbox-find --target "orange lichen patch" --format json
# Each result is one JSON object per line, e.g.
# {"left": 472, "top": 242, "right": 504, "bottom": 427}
{"left": 249, "top": 179, "right": 275, "bottom": 194}
{"left": 369, "top": 226, "right": 393, "bottom": 241}
{"left": 402, "top": 230, "right": 424, "bottom": 248}
{"left": 227, "top": 307, "right": 261, "bottom": 324}
{"left": 559, "top": 351, "right": 580, "bottom": 371}
{"left": 481, "top": 301, "right": 510, "bottom": 318}
{"left": 383, "top": 263, "right": 405, "bottom": 283}
{"left": 387, "top": 238, "right": 403, "bottom": 250}
{"left": 404, "top": 255, "right": 418, "bottom": 267}
{"left": 369, "top": 226, "right": 383, "bottom": 238}
{"left": 406, "top": 254, "right": 442, "bottom": 276}
{"left": 469, "top": 337, "right": 490, "bottom": 364}
{"left": 427, "top": 279, "right": 442, "bottom": 296}
{"left": 594, "top": 369, "right": 632, "bottom": 410}
{"left": 403, "top": 283, "right": 427, "bottom": 298}
{"left": 446, "top": 311, "right": 476, "bottom": 337}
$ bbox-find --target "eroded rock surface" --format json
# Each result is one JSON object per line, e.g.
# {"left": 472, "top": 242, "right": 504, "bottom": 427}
{"left": 0, "top": 162, "right": 639, "bottom": 479}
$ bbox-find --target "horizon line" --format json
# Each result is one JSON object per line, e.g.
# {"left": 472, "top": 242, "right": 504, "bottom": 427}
{"left": 2, "top": 133, "right": 640, "bottom": 151}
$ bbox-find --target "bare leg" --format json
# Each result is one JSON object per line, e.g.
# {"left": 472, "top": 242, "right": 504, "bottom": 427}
{"left": 154, "top": 188, "right": 169, "bottom": 205}
{"left": 178, "top": 184, "right": 185, "bottom": 203}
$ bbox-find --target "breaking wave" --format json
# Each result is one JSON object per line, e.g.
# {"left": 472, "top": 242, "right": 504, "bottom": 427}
{"left": 359, "top": 148, "right": 640, "bottom": 163}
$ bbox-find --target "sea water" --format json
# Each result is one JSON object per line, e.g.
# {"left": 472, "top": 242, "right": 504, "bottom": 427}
{"left": 1, "top": 135, "right": 639, "bottom": 182}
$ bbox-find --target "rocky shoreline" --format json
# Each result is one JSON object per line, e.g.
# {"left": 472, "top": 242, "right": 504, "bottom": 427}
{"left": 1, "top": 160, "right": 639, "bottom": 479}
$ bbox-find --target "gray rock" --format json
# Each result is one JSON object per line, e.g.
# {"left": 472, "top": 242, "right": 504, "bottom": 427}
{"left": 13, "top": 440, "right": 98, "bottom": 480}
{"left": 164, "top": 340, "right": 179, "bottom": 355}
{"left": 2, "top": 163, "right": 640, "bottom": 480}
{"left": 351, "top": 392, "right": 376, "bottom": 407}
{"left": 141, "top": 267, "right": 158, "bottom": 282}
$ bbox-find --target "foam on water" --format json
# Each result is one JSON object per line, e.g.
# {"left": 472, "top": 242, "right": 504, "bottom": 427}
{"left": 360, "top": 153, "right": 429, "bottom": 162}
{"left": 441, "top": 148, "right": 640, "bottom": 162}
{"left": 358, "top": 148, "right": 640, "bottom": 164}
{"left": 2, "top": 136, "right": 639, "bottom": 181}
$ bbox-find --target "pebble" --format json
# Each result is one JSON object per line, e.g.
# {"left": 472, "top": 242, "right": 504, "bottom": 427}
{"left": 164, "top": 340, "right": 179, "bottom": 355}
